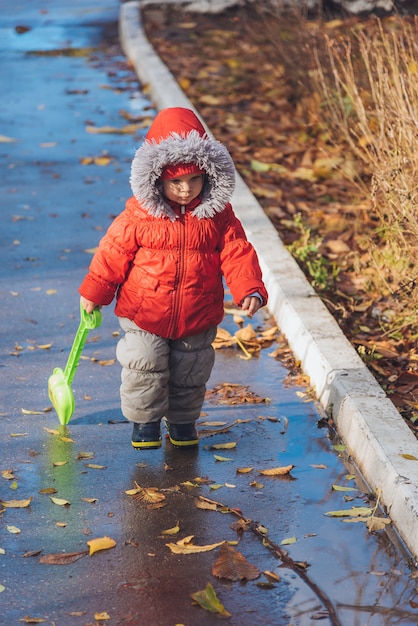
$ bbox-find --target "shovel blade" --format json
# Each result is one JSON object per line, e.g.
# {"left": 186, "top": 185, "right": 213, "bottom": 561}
{"left": 48, "top": 367, "right": 75, "bottom": 426}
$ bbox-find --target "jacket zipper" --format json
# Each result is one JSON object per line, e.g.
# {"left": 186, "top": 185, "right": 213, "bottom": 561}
{"left": 168, "top": 206, "right": 186, "bottom": 337}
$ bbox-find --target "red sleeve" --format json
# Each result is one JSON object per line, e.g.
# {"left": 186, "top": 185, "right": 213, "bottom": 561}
{"left": 218, "top": 204, "right": 268, "bottom": 306}
{"left": 79, "top": 205, "right": 139, "bottom": 305}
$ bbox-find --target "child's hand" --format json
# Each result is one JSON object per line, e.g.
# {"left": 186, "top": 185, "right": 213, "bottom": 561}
{"left": 80, "top": 296, "right": 100, "bottom": 315}
{"left": 241, "top": 296, "right": 262, "bottom": 318}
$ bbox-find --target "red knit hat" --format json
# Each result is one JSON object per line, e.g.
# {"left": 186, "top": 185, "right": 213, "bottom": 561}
{"left": 160, "top": 163, "right": 205, "bottom": 181}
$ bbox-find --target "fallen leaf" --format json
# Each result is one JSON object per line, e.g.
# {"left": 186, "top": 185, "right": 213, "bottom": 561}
{"left": 366, "top": 517, "right": 392, "bottom": 531}
{"left": 257, "top": 465, "right": 294, "bottom": 476}
{"left": 7, "top": 525, "right": 21, "bottom": 534}
{"left": 332, "top": 484, "right": 358, "bottom": 492}
{"left": 18, "top": 617, "right": 47, "bottom": 624}
{"left": 127, "top": 482, "right": 166, "bottom": 504}
{"left": 50, "top": 496, "right": 70, "bottom": 506}
{"left": 87, "top": 536, "right": 116, "bottom": 556}
{"left": 161, "top": 523, "right": 180, "bottom": 536}
{"left": 401, "top": 453, "right": 418, "bottom": 461}
{"left": 191, "top": 582, "right": 231, "bottom": 617}
{"left": 324, "top": 506, "right": 374, "bottom": 518}
{"left": 39, "top": 551, "right": 88, "bottom": 565}
{"left": 281, "top": 536, "right": 297, "bottom": 545}
{"left": 194, "top": 497, "right": 218, "bottom": 511}
{"left": 94, "top": 613, "right": 110, "bottom": 621}
{"left": 84, "top": 464, "right": 107, "bottom": 470}
{"left": 0, "top": 497, "right": 31, "bottom": 508}
{"left": 211, "top": 442, "right": 237, "bottom": 450}
{"left": 1, "top": 470, "right": 16, "bottom": 480}
{"left": 166, "top": 535, "right": 224, "bottom": 554}
{"left": 0, "top": 134, "right": 17, "bottom": 142}
{"left": 99, "top": 359, "right": 115, "bottom": 367}
{"left": 21, "top": 408, "right": 45, "bottom": 415}
{"left": 212, "top": 542, "right": 260, "bottom": 581}
{"left": 21, "top": 550, "right": 42, "bottom": 558}
{"left": 214, "top": 455, "right": 233, "bottom": 462}
{"left": 76, "top": 451, "right": 94, "bottom": 460}
{"left": 81, "top": 497, "right": 98, "bottom": 504}
{"left": 236, "top": 467, "right": 253, "bottom": 474}
{"left": 53, "top": 461, "right": 68, "bottom": 467}
{"left": 44, "top": 427, "right": 61, "bottom": 435}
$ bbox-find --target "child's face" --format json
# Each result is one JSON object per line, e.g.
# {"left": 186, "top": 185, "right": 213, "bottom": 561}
{"left": 162, "top": 173, "right": 204, "bottom": 205}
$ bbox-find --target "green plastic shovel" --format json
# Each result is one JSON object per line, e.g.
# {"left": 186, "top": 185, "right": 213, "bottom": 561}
{"left": 48, "top": 303, "right": 102, "bottom": 425}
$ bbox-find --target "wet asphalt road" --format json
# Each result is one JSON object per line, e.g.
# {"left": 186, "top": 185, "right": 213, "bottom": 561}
{"left": 1, "top": 1, "right": 418, "bottom": 625}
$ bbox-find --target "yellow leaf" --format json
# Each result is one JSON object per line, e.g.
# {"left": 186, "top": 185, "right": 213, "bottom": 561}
{"left": 94, "top": 156, "right": 112, "bottom": 166}
{"left": 178, "top": 77, "right": 191, "bottom": 90}
{"left": 401, "top": 453, "right": 418, "bottom": 461}
{"left": 0, "top": 135, "right": 17, "bottom": 142}
{"left": 53, "top": 461, "right": 68, "bottom": 467}
{"left": 161, "top": 523, "right": 180, "bottom": 535}
{"left": 81, "top": 497, "right": 98, "bottom": 504}
{"left": 19, "top": 617, "right": 47, "bottom": 624}
{"left": 198, "top": 95, "right": 222, "bottom": 106}
{"left": 167, "top": 536, "right": 224, "bottom": 554}
{"left": 366, "top": 517, "right": 392, "bottom": 531}
{"left": 56, "top": 522, "right": 67, "bottom": 528}
{"left": 50, "top": 496, "right": 70, "bottom": 506}
{"left": 1, "top": 497, "right": 32, "bottom": 508}
{"left": 22, "top": 408, "right": 45, "bottom": 415}
{"left": 76, "top": 451, "right": 94, "bottom": 459}
{"left": 325, "top": 506, "right": 374, "bottom": 517}
{"left": 1, "top": 470, "right": 16, "bottom": 480}
{"left": 214, "top": 455, "right": 233, "bottom": 462}
{"left": 85, "top": 464, "right": 107, "bottom": 470}
{"left": 281, "top": 536, "right": 297, "bottom": 545}
{"left": 84, "top": 247, "right": 98, "bottom": 255}
{"left": 94, "top": 612, "right": 110, "bottom": 621}
{"left": 211, "top": 442, "right": 237, "bottom": 450}
{"left": 45, "top": 289, "right": 57, "bottom": 295}
{"left": 236, "top": 467, "right": 253, "bottom": 474}
{"left": 257, "top": 465, "right": 294, "bottom": 476}
{"left": 87, "top": 536, "right": 116, "bottom": 556}
{"left": 7, "top": 525, "right": 21, "bottom": 534}
{"left": 44, "top": 427, "right": 61, "bottom": 435}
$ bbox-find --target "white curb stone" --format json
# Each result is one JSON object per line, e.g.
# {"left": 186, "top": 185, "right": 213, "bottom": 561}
{"left": 119, "top": 0, "right": 418, "bottom": 559}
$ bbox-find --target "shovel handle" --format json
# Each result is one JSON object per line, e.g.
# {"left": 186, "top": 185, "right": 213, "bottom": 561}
{"left": 63, "top": 303, "right": 102, "bottom": 385}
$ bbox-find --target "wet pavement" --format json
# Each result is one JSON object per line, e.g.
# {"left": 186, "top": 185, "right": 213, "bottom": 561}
{"left": 1, "top": 1, "right": 418, "bottom": 625}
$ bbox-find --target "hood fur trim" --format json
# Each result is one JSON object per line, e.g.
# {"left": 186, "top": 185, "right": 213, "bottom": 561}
{"left": 130, "top": 129, "right": 236, "bottom": 220}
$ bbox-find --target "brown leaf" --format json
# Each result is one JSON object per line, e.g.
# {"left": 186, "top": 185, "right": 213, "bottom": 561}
{"left": 257, "top": 464, "right": 295, "bottom": 476}
{"left": 128, "top": 482, "right": 166, "bottom": 504}
{"left": 212, "top": 542, "right": 261, "bottom": 581}
{"left": 39, "top": 550, "right": 88, "bottom": 565}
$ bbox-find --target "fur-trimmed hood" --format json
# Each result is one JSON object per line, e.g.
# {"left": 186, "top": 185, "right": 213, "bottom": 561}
{"left": 130, "top": 107, "right": 236, "bottom": 220}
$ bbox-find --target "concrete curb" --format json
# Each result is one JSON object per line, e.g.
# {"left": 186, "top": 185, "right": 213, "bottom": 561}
{"left": 119, "top": 0, "right": 418, "bottom": 559}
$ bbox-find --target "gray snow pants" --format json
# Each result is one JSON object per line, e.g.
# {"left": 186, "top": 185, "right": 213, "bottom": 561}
{"left": 116, "top": 318, "right": 217, "bottom": 425}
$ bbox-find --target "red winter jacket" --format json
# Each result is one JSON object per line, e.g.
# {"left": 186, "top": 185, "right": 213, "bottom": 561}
{"left": 79, "top": 107, "right": 268, "bottom": 339}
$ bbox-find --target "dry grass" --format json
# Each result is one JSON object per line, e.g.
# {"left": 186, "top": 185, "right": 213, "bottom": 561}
{"left": 312, "top": 17, "right": 418, "bottom": 295}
